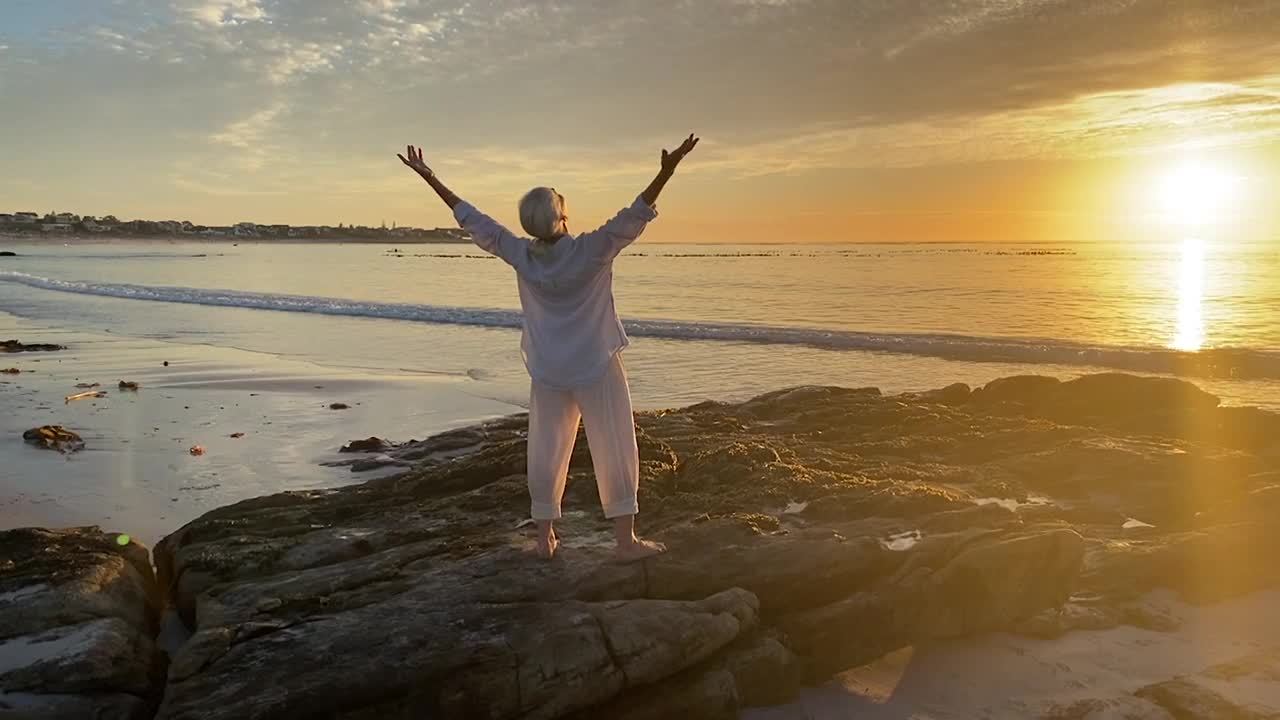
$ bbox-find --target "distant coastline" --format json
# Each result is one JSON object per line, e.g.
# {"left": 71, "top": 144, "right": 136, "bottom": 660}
{"left": 1, "top": 232, "right": 471, "bottom": 245}
{"left": 0, "top": 210, "right": 471, "bottom": 243}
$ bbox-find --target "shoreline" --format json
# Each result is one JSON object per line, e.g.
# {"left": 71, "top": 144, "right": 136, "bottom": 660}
{"left": 0, "top": 319, "right": 522, "bottom": 547}
{"left": 1, "top": 233, "right": 470, "bottom": 245}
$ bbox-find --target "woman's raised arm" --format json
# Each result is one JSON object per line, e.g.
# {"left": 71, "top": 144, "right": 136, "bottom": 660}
{"left": 398, "top": 144, "right": 527, "bottom": 267}
{"left": 397, "top": 145, "right": 460, "bottom": 209}
{"left": 640, "top": 133, "right": 699, "bottom": 206}
{"left": 582, "top": 134, "right": 699, "bottom": 261}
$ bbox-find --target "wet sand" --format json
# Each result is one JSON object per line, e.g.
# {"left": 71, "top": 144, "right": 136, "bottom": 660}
{"left": 0, "top": 316, "right": 521, "bottom": 546}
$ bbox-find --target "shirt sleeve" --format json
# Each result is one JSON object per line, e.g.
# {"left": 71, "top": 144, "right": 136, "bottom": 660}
{"left": 453, "top": 200, "right": 526, "bottom": 268}
{"left": 581, "top": 195, "right": 659, "bottom": 262}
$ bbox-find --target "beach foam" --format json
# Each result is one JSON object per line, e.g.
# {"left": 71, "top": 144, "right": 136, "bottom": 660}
{"left": 5, "top": 270, "right": 1277, "bottom": 379}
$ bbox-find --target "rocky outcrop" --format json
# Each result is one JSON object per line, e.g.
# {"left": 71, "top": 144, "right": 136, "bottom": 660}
{"left": 0, "top": 527, "right": 166, "bottom": 719}
{"left": 7, "top": 373, "right": 1280, "bottom": 718}
{"left": 143, "top": 372, "right": 1280, "bottom": 718}
{"left": 1135, "top": 678, "right": 1272, "bottom": 719}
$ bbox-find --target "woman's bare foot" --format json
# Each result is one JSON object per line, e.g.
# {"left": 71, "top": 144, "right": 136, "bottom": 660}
{"left": 611, "top": 514, "right": 664, "bottom": 563}
{"left": 536, "top": 526, "right": 559, "bottom": 560}
{"left": 614, "top": 537, "right": 666, "bottom": 564}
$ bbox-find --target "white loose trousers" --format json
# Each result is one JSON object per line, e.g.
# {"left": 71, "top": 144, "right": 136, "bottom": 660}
{"left": 526, "top": 352, "right": 639, "bottom": 520}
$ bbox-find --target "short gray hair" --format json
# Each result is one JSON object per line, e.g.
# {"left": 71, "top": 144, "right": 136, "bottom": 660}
{"left": 518, "top": 187, "right": 567, "bottom": 240}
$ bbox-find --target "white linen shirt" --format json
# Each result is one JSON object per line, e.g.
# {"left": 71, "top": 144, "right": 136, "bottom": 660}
{"left": 453, "top": 195, "right": 658, "bottom": 389}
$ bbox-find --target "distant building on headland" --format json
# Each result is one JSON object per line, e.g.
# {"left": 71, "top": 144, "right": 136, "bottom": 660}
{"left": 0, "top": 209, "right": 471, "bottom": 243}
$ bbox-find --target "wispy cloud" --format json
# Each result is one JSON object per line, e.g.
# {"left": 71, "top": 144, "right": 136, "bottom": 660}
{"left": 697, "top": 76, "right": 1280, "bottom": 177}
{"left": 178, "top": 0, "right": 267, "bottom": 26}
{"left": 210, "top": 102, "right": 287, "bottom": 169}
{"left": 256, "top": 39, "right": 345, "bottom": 84}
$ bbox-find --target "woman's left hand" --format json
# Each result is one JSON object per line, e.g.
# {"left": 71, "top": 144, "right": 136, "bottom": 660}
{"left": 397, "top": 145, "right": 435, "bottom": 180}
{"left": 660, "top": 134, "right": 699, "bottom": 173}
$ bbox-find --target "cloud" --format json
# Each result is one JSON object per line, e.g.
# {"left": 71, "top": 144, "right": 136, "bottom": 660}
{"left": 697, "top": 76, "right": 1280, "bottom": 177}
{"left": 356, "top": 0, "right": 421, "bottom": 22}
{"left": 883, "top": 0, "right": 1068, "bottom": 58}
{"left": 256, "top": 39, "right": 345, "bottom": 84}
{"left": 178, "top": 0, "right": 267, "bottom": 26}
{"left": 209, "top": 102, "right": 287, "bottom": 169}
{"left": 407, "top": 19, "right": 446, "bottom": 38}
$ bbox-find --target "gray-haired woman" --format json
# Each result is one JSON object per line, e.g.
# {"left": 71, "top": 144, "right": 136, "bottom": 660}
{"left": 398, "top": 134, "right": 699, "bottom": 562}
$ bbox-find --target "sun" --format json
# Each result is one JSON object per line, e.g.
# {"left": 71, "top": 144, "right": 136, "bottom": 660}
{"left": 1154, "top": 160, "right": 1239, "bottom": 226}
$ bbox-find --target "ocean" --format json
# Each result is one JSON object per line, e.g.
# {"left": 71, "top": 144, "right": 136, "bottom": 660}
{"left": 2, "top": 238, "right": 1278, "bottom": 409}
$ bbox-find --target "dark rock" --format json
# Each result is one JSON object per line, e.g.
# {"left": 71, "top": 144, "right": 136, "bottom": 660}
{"left": 568, "top": 667, "right": 740, "bottom": 720}
{"left": 2, "top": 340, "right": 65, "bottom": 353}
{"left": 0, "top": 691, "right": 151, "bottom": 718}
{"left": 0, "top": 527, "right": 165, "bottom": 718}
{"left": 155, "top": 587, "right": 759, "bottom": 720}
{"left": 918, "top": 381, "right": 972, "bottom": 405}
{"left": 1080, "top": 521, "right": 1280, "bottom": 605}
{"left": 394, "top": 426, "right": 490, "bottom": 461}
{"left": 779, "top": 527, "right": 1084, "bottom": 679}
{"left": 0, "top": 251, "right": 17, "bottom": 256}
{"left": 1216, "top": 406, "right": 1280, "bottom": 453}
{"left": 22, "top": 426, "right": 85, "bottom": 453}
{"left": 350, "top": 455, "right": 411, "bottom": 472}
{"left": 339, "top": 437, "right": 389, "bottom": 453}
{"left": 971, "top": 374, "right": 1062, "bottom": 407}
{"left": 329, "top": 402, "right": 350, "bottom": 410}
{"left": 1135, "top": 678, "right": 1270, "bottom": 719}
{"left": 118, "top": 381, "right": 139, "bottom": 391}
{"left": 714, "top": 634, "right": 801, "bottom": 707}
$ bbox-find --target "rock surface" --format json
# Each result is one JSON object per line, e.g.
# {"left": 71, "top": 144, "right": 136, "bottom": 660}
{"left": 0, "top": 527, "right": 166, "bottom": 719}
{"left": 6, "top": 373, "right": 1279, "bottom": 718}
{"left": 1135, "top": 678, "right": 1272, "bottom": 719}
{"left": 142, "top": 373, "right": 1280, "bottom": 718}
{"left": 338, "top": 436, "right": 391, "bottom": 453}
{"left": 1, "top": 340, "right": 64, "bottom": 353}
{"left": 21, "top": 426, "right": 85, "bottom": 453}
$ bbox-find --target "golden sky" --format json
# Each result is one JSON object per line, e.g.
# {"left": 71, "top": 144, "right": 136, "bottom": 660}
{"left": 1, "top": 0, "right": 1278, "bottom": 242}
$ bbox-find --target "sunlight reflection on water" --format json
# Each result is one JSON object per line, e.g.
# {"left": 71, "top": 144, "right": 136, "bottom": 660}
{"left": 1172, "top": 237, "right": 1205, "bottom": 351}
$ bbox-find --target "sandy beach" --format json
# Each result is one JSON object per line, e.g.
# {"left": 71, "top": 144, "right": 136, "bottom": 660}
{"left": 1, "top": 314, "right": 520, "bottom": 547}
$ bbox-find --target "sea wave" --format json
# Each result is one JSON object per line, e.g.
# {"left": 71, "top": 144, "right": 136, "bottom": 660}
{"left": 2, "top": 271, "right": 1275, "bottom": 380}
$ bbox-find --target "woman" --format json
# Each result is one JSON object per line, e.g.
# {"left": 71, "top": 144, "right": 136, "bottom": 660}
{"left": 397, "top": 134, "right": 699, "bottom": 562}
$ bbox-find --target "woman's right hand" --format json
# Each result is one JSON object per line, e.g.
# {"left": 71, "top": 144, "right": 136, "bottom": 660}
{"left": 660, "top": 134, "right": 699, "bottom": 173}
{"left": 398, "top": 144, "right": 461, "bottom": 209}
{"left": 397, "top": 145, "right": 435, "bottom": 180}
